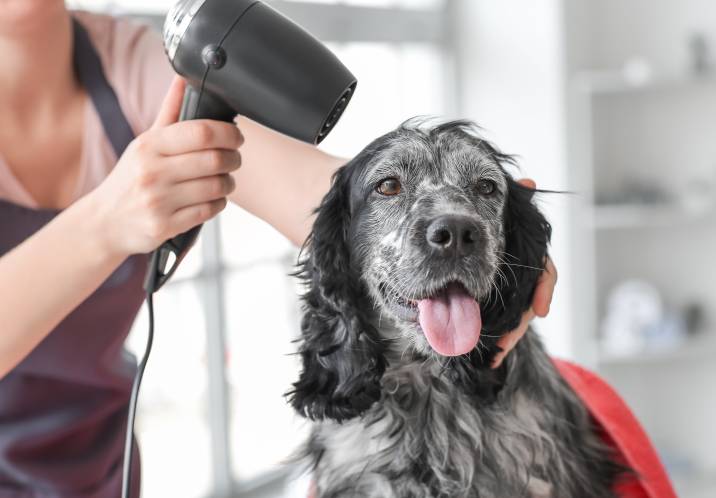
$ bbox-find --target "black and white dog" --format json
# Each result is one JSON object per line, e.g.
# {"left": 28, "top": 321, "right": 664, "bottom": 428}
{"left": 288, "top": 121, "right": 627, "bottom": 497}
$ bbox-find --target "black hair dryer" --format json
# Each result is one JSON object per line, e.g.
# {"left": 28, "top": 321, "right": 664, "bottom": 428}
{"left": 144, "top": 0, "right": 357, "bottom": 293}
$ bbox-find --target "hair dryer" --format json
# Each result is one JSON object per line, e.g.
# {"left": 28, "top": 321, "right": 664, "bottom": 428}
{"left": 144, "top": 0, "right": 357, "bottom": 293}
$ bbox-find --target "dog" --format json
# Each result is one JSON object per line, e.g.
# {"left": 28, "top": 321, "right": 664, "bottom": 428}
{"left": 288, "top": 120, "right": 627, "bottom": 498}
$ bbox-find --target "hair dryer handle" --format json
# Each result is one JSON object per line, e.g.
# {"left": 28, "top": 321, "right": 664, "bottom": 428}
{"left": 143, "top": 225, "right": 202, "bottom": 292}
{"left": 179, "top": 83, "right": 238, "bottom": 122}
{"left": 144, "top": 84, "right": 236, "bottom": 293}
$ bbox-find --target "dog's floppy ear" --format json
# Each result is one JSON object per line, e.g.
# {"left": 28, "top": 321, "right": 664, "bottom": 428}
{"left": 481, "top": 176, "right": 552, "bottom": 336}
{"left": 288, "top": 160, "right": 387, "bottom": 422}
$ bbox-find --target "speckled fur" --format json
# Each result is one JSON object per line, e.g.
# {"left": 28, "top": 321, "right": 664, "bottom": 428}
{"left": 288, "top": 121, "right": 627, "bottom": 497}
{"left": 302, "top": 333, "right": 621, "bottom": 498}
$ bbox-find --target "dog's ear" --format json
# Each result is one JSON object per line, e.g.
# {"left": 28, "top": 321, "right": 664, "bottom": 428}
{"left": 288, "top": 160, "right": 387, "bottom": 422}
{"left": 481, "top": 176, "right": 552, "bottom": 336}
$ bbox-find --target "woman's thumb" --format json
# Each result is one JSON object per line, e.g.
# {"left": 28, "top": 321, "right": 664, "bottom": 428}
{"left": 152, "top": 76, "right": 186, "bottom": 129}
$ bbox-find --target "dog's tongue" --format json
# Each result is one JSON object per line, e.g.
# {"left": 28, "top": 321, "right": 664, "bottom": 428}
{"left": 417, "top": 283, "right": 481, "bottom": 356}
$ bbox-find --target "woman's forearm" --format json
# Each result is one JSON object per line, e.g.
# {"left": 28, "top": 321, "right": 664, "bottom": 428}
{"left": 0, "top": 193, "right": 126, "bottom": 378}
{"left": 230, "top": 117, "right": 346, "bottom": 246}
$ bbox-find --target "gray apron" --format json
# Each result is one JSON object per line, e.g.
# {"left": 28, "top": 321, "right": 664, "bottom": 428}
{"left": 0, "top": 18, "right": 145, "bottom": 498}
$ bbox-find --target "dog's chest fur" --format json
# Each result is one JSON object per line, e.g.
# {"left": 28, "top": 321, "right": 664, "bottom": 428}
{"left": 303, "top": 335, "right": 618, "bottom": 498}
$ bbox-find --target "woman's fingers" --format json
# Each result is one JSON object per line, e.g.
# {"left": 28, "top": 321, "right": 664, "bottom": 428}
{"left": 532, "top": 257, "right": 557, "bottom": 317}
{"left": 152, "top": 76, "right": 186, "bottom": 129}
{"left": 163, "top": 149, "right": 241, "bottom": 183}
{"left": 167, "top": 174, "right": 236, "bottom": 210}
{"left": 517, "top": 177, "right": 536, "bottom": 189}
{"left": 491, "top": 307, "right": 535, "bottom": 369}
{"left": 154, "top": 119, "right": 244, "bottom": 155}
{"left": 101, "top": 76, "right": 243, "bottom": 255}
{"left": 171, "top": 198, "right": 229, "bottom": 235}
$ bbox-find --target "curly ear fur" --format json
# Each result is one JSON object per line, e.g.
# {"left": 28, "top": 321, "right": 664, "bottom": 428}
{"left": 482, "top": 177, "right": 552, "bottom": 332}
{"left": 288, "top": 161, "right": 387, "bottom": 422}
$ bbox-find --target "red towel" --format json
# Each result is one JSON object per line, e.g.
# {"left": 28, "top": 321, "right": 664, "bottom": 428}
{"left": 553, "top": 358, "right": 678, "bottom": 498}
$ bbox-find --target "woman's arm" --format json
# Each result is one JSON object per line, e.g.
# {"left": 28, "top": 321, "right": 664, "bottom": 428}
{"left": 0, "top": 196, "right": 127, "bottom": 378}
{"left": 229, "top": 118, "right": 345, "bottom": 246}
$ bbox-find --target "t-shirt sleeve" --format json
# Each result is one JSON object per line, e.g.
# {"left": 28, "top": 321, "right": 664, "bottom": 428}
{"left": 79, "top": 12, "right": 175, "bottom": 135}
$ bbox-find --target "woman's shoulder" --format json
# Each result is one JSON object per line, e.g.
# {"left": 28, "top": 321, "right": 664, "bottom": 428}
{"left": 72, "top": 10, "right": 174, "bottom": 134}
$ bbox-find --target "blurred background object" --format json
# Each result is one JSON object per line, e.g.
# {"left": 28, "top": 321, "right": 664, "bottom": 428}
{"left": 64, "top": 1, "right": 716, "bottom": 497}
{"left": 566, "top": 2, "right": 716, "bottom": 497}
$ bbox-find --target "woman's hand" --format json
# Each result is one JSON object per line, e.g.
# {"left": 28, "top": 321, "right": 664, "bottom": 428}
{"left": 0, "top": 77, "right": 244, "bottom": 377}
{"left": 89, "top": 77, "right": 243, "bottom": 257}
{"left": 491, "top": 178, "right": 557, "bottom": 368}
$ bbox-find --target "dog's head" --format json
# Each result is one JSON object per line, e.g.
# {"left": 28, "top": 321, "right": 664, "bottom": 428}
{"left": 289, "top": 120, "right": 551, "bottom": 421}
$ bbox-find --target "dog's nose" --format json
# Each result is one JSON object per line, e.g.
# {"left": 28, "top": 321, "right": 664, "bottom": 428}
{"left": 426, "top": 215, "right": 480, "bottom": 256}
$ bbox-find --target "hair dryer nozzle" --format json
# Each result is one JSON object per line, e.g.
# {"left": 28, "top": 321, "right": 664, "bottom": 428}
{"left": 317, "top": 84, "right": 355, "bottom": 143}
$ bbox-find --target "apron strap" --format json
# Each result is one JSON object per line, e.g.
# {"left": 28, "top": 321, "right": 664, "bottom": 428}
{"left": 72, "top": 17, "right": 135, "bottom": 158}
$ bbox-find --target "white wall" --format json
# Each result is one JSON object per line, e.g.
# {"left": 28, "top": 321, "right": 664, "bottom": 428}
{"left": 450, "top": 0, "right": 575, "bottom": 359}
{"left": 563, "top": 0, "right": 716, "bottom": 489}
{"left": 587, "top": 0, "right": 716, "bottom": 75}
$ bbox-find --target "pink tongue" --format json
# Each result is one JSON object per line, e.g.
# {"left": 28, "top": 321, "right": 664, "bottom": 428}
{"left": 417, "top": 284, "right": 482, "bottom": 356}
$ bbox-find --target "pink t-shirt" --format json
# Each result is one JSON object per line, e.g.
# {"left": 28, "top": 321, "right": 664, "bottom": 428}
{"left": 0, "top": 11, "right": 174, "bottom": 208}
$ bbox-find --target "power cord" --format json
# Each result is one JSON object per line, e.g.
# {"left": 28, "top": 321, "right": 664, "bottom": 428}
{"left": 121, "top": 291, "right": 155, "bottom": 498}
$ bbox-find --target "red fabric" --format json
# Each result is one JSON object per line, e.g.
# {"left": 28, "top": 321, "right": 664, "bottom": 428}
{"left": 553, "top": 358, "right": 677, "bottom": 498}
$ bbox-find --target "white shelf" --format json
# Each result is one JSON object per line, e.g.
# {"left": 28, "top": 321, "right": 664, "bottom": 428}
{"left": 599, "top": 334, "right": 716, "bottom": 367}
{"left": 574, "top": 71, "right": 716, "bottom": 96}
{"left": 592, "top": 202, "right": 714, "bottom": 230}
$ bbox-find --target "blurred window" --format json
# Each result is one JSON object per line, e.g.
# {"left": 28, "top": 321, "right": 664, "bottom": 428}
{"left": 67, "top": 0, "right": 451, "bottom": 496}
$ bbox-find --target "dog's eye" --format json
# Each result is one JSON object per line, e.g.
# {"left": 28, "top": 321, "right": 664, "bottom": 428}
{"left": 476, "top": 179, "right": 496, "bottom": 196}
{"left": 376, "top": 178, "right": 402, "bottom": 196}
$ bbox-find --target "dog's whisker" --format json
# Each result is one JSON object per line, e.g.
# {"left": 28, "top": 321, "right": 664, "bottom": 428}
{"left": 503, "top": 263, "right": 544, "bottom": 271}
{"left": 490, "top": 276, "right": 506, "bottom": 310}
{"left": 495, "top": 255, "right": 518, "bottom": 285}
{"left": 497, "top": 250, "right": 546, "bottom": 273}
{"left": 494, "top": 265, "right": 509, "bottom": 288}
{"left": 473, "top": 343, "right": 485, "bottom": 364}
{"left": 495, "top": 250, "right": 519, "bottom": 261}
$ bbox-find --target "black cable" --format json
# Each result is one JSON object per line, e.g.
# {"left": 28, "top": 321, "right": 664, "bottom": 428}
{"left": 121, "top": 291, "right": 155, "bottom": 498}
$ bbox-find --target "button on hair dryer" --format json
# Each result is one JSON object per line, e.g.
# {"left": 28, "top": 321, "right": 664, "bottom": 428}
{"left": 144, "top": 0, "right": 357, "bottom": 293}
